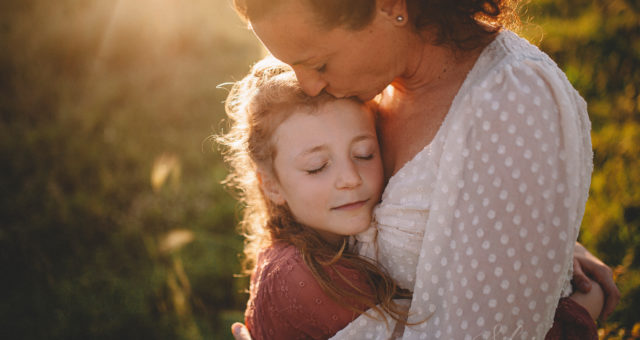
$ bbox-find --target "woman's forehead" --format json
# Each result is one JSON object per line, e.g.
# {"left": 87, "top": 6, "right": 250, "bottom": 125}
{"left": 250, "top": 1, "right": 332, "bottom": 61}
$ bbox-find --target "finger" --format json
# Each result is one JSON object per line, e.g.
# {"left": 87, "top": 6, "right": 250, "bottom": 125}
{"left": 572, "top": 258, "right": 592, "bottom": 293}
{"left": 231, "top": 322, "right": 252, "bottom": 340}
{"left": 579, "top": 259, "right": 619, "bottom": 320}
{"left": 573, "top": 244, "right": 620, "bottom": 320}
{"left": 600, "top": 286, "right": 620, "bottom": 320}
{"left": 595, "top": 268, "right": 620, "bottom": 320}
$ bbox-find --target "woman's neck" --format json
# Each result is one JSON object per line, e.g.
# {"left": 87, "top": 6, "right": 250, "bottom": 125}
{"left": 392, "top": 38, "right": 486, "bottom": 103}
{"left": 375, "top": 34, "right": 492, "bottom": 178}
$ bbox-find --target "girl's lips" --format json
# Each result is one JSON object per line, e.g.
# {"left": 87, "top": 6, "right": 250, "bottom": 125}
{"left": 332, "top": 199, "right": 369, "bottom": 211}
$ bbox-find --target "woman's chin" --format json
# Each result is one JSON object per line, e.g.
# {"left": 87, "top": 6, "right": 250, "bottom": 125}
{"left": 357, "top": 91, "right": 382, "bottom": 102}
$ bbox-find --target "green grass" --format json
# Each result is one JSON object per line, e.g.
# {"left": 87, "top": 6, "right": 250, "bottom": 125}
{"left": 1, "top": 0, "right": 638, "bottom": 338}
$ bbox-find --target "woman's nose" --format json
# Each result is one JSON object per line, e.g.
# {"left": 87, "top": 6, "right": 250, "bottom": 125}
{"left": 293, "top": 67, "right": 327, "bottom": 97}
{"left": 336, "top": 162, "right": 363, "bottom": 189}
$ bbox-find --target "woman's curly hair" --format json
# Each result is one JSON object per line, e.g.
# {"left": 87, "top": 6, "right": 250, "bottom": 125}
{"left": 217, "top": 56, "right": 410, "bottom": 324}
{"left": 233, "top": 0, "right": 520, "bottom": 50}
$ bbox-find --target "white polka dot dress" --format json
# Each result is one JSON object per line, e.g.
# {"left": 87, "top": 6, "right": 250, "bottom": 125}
{"left": 333, "top": 31, "right": 593, "bottom": 339}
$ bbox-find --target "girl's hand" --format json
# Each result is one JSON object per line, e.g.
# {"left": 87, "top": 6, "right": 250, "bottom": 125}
{"left": 570, "top": 277, "right": 604, "bottom": 321}
{"left": 231, "top": 322, "right": 252, "bottom": 340}
{"left": 572, "top": 242, "right": 620, "bottom": 320}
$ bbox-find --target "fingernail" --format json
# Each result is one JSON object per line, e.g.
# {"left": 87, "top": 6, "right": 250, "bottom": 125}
{"left": 580, "top": 281, "right": 590, "bottom": 291}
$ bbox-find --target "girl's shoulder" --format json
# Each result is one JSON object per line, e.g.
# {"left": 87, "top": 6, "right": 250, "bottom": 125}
{"left": 254, "top": 242, "right": 367, "bottom": 291}
{"left": 254, "top": 242, "right": 305, "bottom": 282}
{"left": 252, "top": 242, "right": 331, "bottom": 307}
{"left": 247, "top": 242, "right": 367, "bottom": 339}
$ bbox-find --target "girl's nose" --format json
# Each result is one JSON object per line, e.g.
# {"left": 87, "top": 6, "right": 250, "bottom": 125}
{"left": 293, "top": 67, "right": 327, "bottom": 97}
{"left": 336, "top": 161, "right": 363, "bottom": 189}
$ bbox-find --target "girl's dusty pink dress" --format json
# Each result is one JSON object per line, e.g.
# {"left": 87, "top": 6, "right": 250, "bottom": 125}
{"left": 245, "top": 242, "right": 373, "bottom": 339}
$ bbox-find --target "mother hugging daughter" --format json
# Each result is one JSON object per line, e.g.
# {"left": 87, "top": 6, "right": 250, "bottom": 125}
{"left": 221, "top": 0, "right": 619, "bottom": 338}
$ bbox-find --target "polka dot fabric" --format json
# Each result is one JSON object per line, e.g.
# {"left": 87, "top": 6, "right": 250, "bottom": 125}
{"left": 334, "top": 31, "right": 592, "bottom": 339}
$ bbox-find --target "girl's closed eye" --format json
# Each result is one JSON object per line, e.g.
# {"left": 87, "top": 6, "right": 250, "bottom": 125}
{"left": 355, "top": 153, "right": 374, "bottom": 160}
{"left": 353, "top": 142, "right": 376, "bottom": 161}
{"left": 315, "top": 63, "right": 327, "bottom": 73}
{"left": 306, "top": 163, "right": 327, "bottom": 174}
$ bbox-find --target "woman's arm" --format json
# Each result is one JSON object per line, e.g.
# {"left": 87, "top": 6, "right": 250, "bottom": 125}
{"left": 572, "top": 241, "right": 619, "bottom": 319}
{"left": 231, "top": 253, "right": 614, "bottom": 340}
{"left": 399, "top": 59, "right": 594, "bottom": 339}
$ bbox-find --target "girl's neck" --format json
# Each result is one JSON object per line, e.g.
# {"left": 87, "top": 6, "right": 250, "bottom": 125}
{"left": 315, "top": 229, "right": 347, "bottom": 247}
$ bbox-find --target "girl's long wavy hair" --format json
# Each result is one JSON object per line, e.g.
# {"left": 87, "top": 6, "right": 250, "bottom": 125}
{"left": 217, "top": 56, "right": 410, "bottom": 324}
{"left": 234, "top": 0, "right": 520, "bottom": 51}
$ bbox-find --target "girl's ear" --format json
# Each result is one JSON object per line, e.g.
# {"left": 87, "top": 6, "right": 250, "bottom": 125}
{"left": 258, "top": 170, "right": 286, "bottom": 205}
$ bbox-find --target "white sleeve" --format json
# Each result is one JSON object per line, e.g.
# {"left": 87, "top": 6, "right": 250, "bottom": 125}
{"left": 401, "top": 61, "right": 591, "bottom": 339}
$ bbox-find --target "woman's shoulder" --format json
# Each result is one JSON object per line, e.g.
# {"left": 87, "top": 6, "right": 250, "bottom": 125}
{"left": 468, "top": 30, "right": 574, "bottom": 93}
{"left": 484, "top": 30, "right": 555, "bottom": 67}
{"left": 454, "top": 30, "right": 584, "bottom": 118}
{"left": 441, "top": 29, "right": 590, "bottom": 166}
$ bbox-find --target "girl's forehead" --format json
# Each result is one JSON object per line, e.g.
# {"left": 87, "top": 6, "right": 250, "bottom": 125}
{"left": 291, "top": 100, "right": 372, "bottom": 124}
{"left": 274, "top": 101, "right": 375, "bottom": 143}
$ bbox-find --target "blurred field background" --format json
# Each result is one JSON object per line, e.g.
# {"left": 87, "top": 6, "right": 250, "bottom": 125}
{"left": 0, "top": 0, "right": 638, "bottom": 339}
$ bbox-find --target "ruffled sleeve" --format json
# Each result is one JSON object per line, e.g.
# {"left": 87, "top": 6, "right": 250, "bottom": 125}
{"left": 400, "top": 57, "right": 592, "bottom": 339}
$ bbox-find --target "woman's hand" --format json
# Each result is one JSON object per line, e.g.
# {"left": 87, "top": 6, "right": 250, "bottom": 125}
{"left": 231, "top": 322, "right": 252, "bottom": 340}
{"left": 572, "top": 242, "right": 620, "bottom": 320}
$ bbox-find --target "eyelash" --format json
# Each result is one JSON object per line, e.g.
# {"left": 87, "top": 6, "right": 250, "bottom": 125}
{"left": 356, "top": 154, "right": 374, "bottom": 160}
{"left": 306, "top": 154, "right": 373, "bottom": 174}
{"left": 306, "top": 164, "right": 326, "bottom": 174}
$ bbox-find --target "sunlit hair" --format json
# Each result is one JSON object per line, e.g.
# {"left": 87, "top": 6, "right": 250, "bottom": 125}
{"left": 217, "top": 56, "right": 410, "bottom": 325}
{"left": 233, "top": 0, "right": 520, "bottom": 50}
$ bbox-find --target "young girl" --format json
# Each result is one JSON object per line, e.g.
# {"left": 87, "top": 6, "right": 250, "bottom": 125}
{"left": 218, "top": 56, "right": 409, "bottom": 339}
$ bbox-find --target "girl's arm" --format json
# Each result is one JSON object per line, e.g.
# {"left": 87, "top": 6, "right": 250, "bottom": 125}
{"left": 570, "top": 276, "right": 604, "bottom": 320}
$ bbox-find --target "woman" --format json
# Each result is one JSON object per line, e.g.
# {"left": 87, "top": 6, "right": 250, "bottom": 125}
{"left": 230, "top": 0, "right": 619, "bottom": 338}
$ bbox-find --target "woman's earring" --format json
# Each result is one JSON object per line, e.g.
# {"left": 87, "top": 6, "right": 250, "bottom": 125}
{"left": 396, "top": 15, "right": 404, "bottom": 23}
